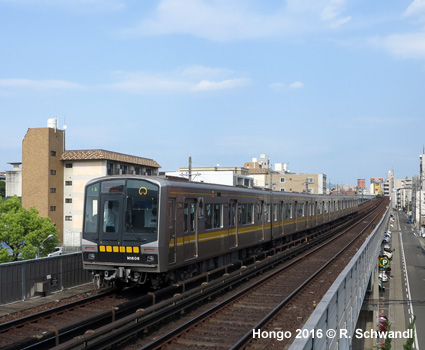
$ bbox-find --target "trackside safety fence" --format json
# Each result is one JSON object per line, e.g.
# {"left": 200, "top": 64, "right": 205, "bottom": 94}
{"left": 289, "top": 205, "right": 390, "bottom": 350}
{"left": 0, "top": 253, "right": 91, "bottom": 305}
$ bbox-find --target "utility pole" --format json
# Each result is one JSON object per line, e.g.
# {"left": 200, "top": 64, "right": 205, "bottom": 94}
{"left": 420, "top": 153, "right": 423, "bottom": 230}
{"left": 188, "top": 156, "right": 192, "bottom": 182}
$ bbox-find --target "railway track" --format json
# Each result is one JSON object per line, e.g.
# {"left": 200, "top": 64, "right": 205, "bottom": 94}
{"left": 0, "top": 198, "right": 386, "bottom": 350}
{"left": 132, "top": 197, "right": 388, "bottom": 350}
{"left": 0, "top": 288, "right": 150, "bottom": 350}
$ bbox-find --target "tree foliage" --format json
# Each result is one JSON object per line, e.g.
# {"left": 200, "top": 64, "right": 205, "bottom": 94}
{"left": 404, "top": 316, "right": 416, "bottom": 350}
{"left": 0, "top": 196, "right": 58, "bottom": 262}
{"left": 0, "top": 181, "right": 5, "bottom": 198}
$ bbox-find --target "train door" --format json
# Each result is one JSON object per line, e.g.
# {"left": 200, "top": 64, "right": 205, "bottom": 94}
{"left": 294, "top": 201, "right": 298, "bottom": 230}
{"left": 229, "top": 200, "right": 237, "bottom": 248}
{"left": 280, "top": 201, "right": 285, "bottom": 236}
{"left": 168, "top": 198, "right": 177, "bottom": 264}
{"left": 306, "top": 201, "right": 310, "bottom": 228}
{"left": 183, "top": 199, "right": 197, "bottom": 260}
{"left": 99, "top": 195, "right": 124, "bottom": 244}
{"left": 257, "top": 201, "right": 265, "bottom": 240}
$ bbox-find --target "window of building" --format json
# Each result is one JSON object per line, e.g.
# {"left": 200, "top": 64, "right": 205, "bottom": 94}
{"left": 280, "top": 177, "right": 286, "bottom": 183}
{"left": 50, "top": 188, "right": 56, "bottom": 193}
{"left": 50, "top": 170, "right": 56, "bottom": 175}
{"left": 50, "top": 151, "right": 56, "bottom": 156}
{"left": 50, "top": 206, "right": 56, "bottom": 211}
{"left": 65, "top": 163, "right": 73, "bottom": 168}
{"left": 65, "top": 181, "right": 72, "bottom": 186}
{"left": 306, "top": 177, "right": 314, "bottom": 183}
{"left": 107, "top": 162, "right": 113, "bottom": 175}
{"left": 65, "top": 216, "right": 72, "bottom": 221}
{"left": 280, "top": 188, "right": 285, "bottom": 192}
{"left": 65, "top": 198, "right": 72, "bottom": 203}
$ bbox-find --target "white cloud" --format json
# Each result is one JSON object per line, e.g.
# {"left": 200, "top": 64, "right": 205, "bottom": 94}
{"left": 0, "top": 78, "right": 84, "bottom": 90}
{"left": 0, "top": 66, "right": 250, "bottom": 95}
{"left": 194, "top": 78, "right": 251, "bottom": 91}
{"left": 404, "top": 0, "right": 425, "bottom": 21}
{"left": 320, "top": 0, "right": 351, "bottom": 28}
{"left": 123, "top": 0, "right": 352, "bottom": 42}
{"left": 369, "top": 32, "right": 425, "bottom": 59}
{"left": 103, "top": 66, "right": 251, "bottom": 94}
{"left": 270, "top": 81, "right": 304, "bottom": 91}
{"left": 289, "top": 81, "right": 304, "bottom": 89}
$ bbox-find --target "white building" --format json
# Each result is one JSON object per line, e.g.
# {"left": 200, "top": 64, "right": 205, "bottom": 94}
{"left": 61, "top": 150, "right": 161, "bottom": 248}
{"left": 165, "top": 167, "right": 253, "bottom": 188}
{"left": 5, "top": 162, "right": 22, "bottom": 198}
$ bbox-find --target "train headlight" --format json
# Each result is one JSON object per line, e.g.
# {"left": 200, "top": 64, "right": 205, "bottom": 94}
{"left": 146, "top": 255, "right": 155, "bottom": 263}
{"left": 88, "top": 253, "right": 95, "bottom": 260}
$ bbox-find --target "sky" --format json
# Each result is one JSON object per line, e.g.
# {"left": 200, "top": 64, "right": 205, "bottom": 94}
{"left": 1, "top": 0, "right": 425, "bottom": 186}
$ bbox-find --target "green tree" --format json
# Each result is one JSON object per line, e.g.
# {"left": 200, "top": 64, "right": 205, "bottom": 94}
{"left": 0, "top": 181, "right": 5, "bottom": 199}
{"left": 404, "top": 316, "right": 416, "bottom": 350}
{"left": 0, "top": 196, "right": 58, "bottom": 262}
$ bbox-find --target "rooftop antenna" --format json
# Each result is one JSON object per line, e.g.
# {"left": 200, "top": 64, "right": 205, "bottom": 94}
{"left": 63, "top": 117, "right": 68, "bottom": 151}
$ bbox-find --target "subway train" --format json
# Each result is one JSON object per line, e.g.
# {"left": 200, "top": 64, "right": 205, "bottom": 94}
{"left": 81, "top": 176, "right": 360, "bottom": 288}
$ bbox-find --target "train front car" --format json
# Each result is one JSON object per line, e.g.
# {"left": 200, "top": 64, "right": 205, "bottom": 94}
{"left": 82, "top": 177, "right": 162, "bottom": 288}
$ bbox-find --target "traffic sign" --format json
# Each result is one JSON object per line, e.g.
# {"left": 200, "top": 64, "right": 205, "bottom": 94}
{"left": 379, "top": 257, "right": 390, "bottom": 268}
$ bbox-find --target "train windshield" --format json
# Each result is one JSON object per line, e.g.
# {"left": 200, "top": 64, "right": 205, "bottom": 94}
{"left": 125, "top": 179, "right": 159, "bottom": 234}
{"left": 83, "top": 179, "right": 159, "bottom": 240}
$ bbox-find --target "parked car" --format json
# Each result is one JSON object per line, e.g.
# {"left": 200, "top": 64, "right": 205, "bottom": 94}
{"left": 382, "top": 236, "right": 391, "bottom": 243}
{"left": 383, "top": 245, "right": 392, "bottom": 253}
{"left": 379, "top": 272, "right": 388, "bottom": 282}
{"left": 383, "top": 251, "right": 393, "bottom": 260}
{"left": 48, "top": 247, "right": 63, "bottom": 257}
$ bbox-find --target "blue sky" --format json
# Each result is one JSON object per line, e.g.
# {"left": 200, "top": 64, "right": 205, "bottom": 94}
{"left": 1, "top": 0, "right": 425, "bottom": 186}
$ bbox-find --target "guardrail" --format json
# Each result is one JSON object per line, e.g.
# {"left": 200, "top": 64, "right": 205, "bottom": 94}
{"left": 289, "top": 205, "right": 390, "bottom": 350}
{"left": 0, "top": 253, "right": 91, "bottom": 305}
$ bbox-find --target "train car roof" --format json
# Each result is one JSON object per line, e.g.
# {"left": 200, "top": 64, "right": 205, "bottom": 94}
{"left": 85, "top": 175, "right": 358, "bottom": 200}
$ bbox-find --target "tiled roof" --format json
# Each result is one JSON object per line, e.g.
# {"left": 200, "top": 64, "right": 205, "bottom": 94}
{"left": 61, "top": 149, "right": 161, "bottom": 168}
{"left": 248, "top": 168, "right": 275, "bottom": 174}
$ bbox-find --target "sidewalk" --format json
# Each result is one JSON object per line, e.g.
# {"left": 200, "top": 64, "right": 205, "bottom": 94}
{"left": 387, "top": 214, "right": 406, "bottom": 350}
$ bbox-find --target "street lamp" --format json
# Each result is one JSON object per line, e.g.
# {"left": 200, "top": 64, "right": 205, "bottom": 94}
{"left": 36, "top": 234, "right": 54, "bottom": 258}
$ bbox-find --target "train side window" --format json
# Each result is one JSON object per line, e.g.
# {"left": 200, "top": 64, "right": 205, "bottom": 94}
{"left": 229, "top": 202, "right": 236, "bottom": 227}
{"left": 205, "top": 204, "right": 213, "bottom": 229}
{"left": 213, "top": 204, "right": 223, "bottom": 228}
{"left": 247, "top": 204, "right": 254, "bottom": 223}
{"left": 241, "top": 204, "right": 247, "bottom": 224}
{"left": 297, "top": 203, "right": 304, "bottom": 218}
{"left": 285, "top": 203, "right": 292, "bottom": 219}
{"left": 189, "top": 203, "right": 195, "bottom": 232}
{"left": 273, "top": 204, "right": 278, "bottom": 222}
{"left": 266, "top": 204, "right": 271, "bottom": 222}
{"left": 184, "top": 203, "right": 189, "bottom": 232}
